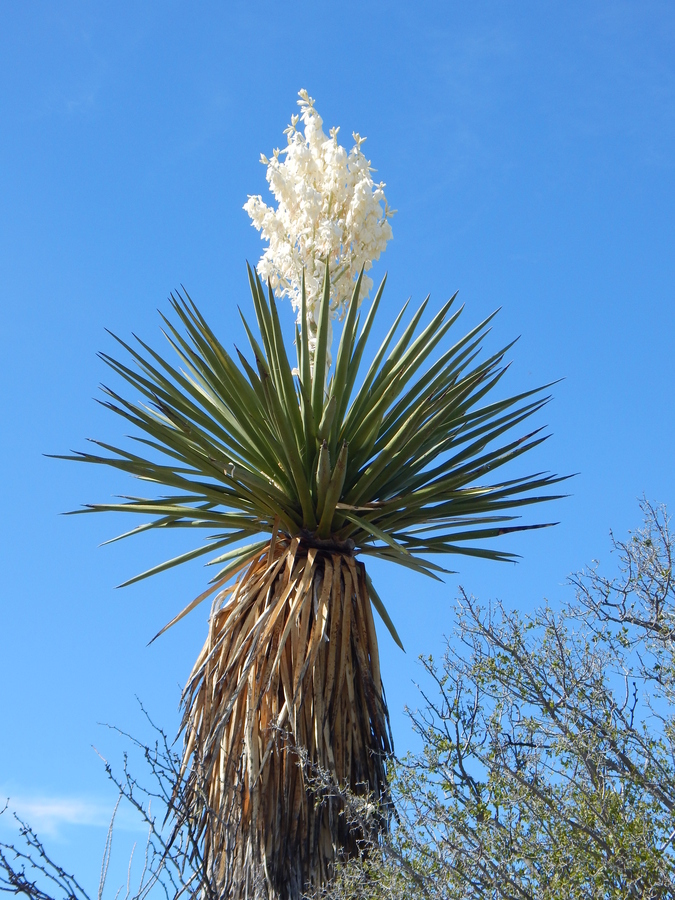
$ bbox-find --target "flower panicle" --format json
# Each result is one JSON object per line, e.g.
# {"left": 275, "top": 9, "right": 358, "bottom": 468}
{"left": 243, "top": 90, "right": 394, "bottom": 355}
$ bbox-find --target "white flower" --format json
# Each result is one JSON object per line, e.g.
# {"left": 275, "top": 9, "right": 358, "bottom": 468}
{"left": 244, "top": 90, "right": 394, "bottom": 361}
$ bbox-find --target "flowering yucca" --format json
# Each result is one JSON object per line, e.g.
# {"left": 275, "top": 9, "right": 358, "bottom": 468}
{"left": 244, "top": 90, "right": 393, "bottom": 355}
{"left": 61, "top": 94, "right": 566, "bottom": 900}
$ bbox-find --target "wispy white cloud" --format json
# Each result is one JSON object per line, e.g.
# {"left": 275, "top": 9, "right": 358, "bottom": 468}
{"left": 0, "top": 794, "right": 146, "bottom": 838}
{"left": 6, "top": 797, "right": 111, "bottom": 834}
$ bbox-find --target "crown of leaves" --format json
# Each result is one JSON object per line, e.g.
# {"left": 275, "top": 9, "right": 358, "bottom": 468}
{"left": 57, "top": 265, "right": 566, "bottom": 646}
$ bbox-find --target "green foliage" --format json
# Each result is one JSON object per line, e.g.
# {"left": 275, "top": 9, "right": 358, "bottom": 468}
{"left": 54, "top": 267, "right": 564, "bottom": 640}
{"left": 321, "top": 501, "right": 675, "bottom": 899}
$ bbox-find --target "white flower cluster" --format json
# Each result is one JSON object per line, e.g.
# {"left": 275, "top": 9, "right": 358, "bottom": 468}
{"left": 244, "top": 90, "right": 394, "bottom": 356}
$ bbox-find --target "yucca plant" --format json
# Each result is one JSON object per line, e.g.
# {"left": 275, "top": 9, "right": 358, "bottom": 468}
{"left": 58, "top": 92, "right": 567, "bottom": 900}
{"left": 59, "top": 262, "right": 564, "bottom": 899}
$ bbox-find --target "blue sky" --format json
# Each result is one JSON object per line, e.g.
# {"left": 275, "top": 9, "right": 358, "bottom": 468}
{"left": 1, "top": 0, "right": 674, "bottom": 893}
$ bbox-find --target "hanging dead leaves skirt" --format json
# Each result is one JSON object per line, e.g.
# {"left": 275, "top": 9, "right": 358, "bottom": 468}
{"left": 179, "top": 536, "right": 393, "bottom": 900}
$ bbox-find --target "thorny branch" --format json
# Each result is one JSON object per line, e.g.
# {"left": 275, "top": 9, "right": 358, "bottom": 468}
{"left": 0, "top": 708, "right": 220, "bottom": 900}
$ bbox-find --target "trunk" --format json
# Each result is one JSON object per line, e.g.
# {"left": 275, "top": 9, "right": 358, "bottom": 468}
{"left": 179, "top": 536, "right": 393, "bottom": 900}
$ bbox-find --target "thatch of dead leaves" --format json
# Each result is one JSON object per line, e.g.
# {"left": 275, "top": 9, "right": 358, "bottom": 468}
{"left": 180, "top": 535, "right": 391, "bottom": 899}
